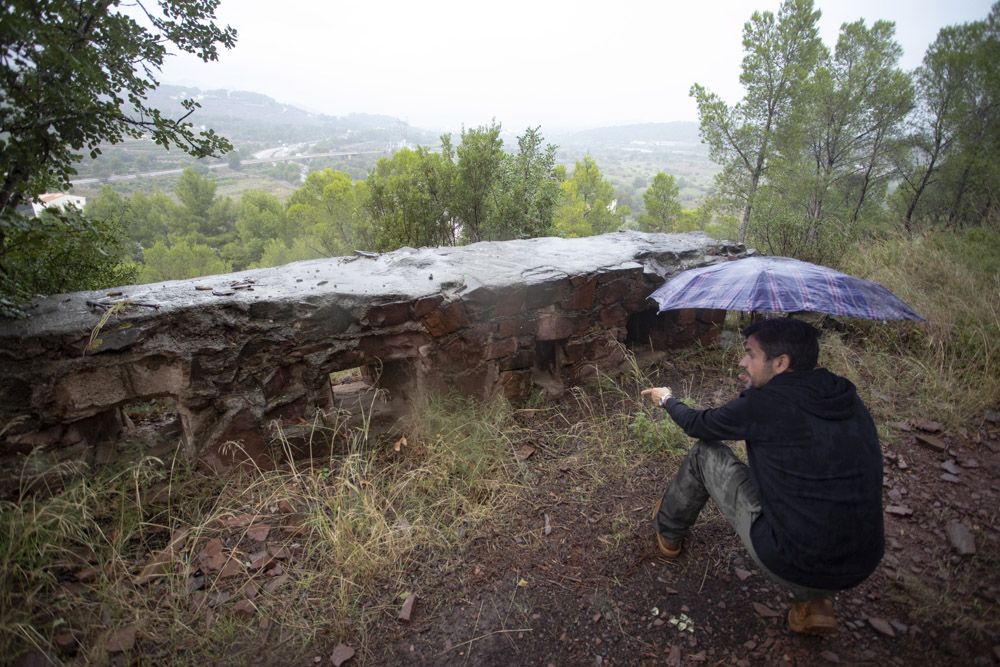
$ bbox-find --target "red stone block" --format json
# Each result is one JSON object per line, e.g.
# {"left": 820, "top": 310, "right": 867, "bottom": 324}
{"left": 537, "top": 310, "right": 583, "bottom": 341}
{"left": 567, "top": 277, "right": 597, "bottom": 310}
{"left": 484, "top": 337, "right": 518, "bottom": 360}
{"left": 362, "top": 301, "right": 412, "bottom": 328}
{"left": 359, "top": 332, "right": 431, "bottom": 360}
{"left": 599, "top": 304, "right": 628, "bottom": 328}
{"left": 491, "top": 288, "right": 527, "bottom": 318}
{"left": 597, "top": 278, "right": 630, "bottom": 305}
{"left": 497, "top": 317, "right": 535, "bottom": 338}
{"left": 412, "top": 294, "right": 444, "bottom": 318}
{"left": 422, "top": 301, "right": 468, "bottom": 336}
{"left": 498, "top": 370, "right": 532, "bottom": 400}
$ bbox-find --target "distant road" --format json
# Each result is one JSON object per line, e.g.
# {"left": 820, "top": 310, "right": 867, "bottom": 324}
{"left": 71, "top": 149, "right": 389, "bottom": 186}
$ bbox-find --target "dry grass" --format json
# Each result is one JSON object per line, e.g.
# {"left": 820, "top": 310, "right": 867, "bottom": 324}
{"left": 0, "top": 396, "right": 529, "bottom": 664}
{"left": 835, "top": 228, "right": 1000, "bottom": 427}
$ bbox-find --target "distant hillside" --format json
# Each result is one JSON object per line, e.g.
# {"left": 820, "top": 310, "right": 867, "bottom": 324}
{"left": 555, "top": 122, "right": 702, "bottom": 147}
{"left": 75, "top": 86, "right": 717, "bottom": 205}
{"left": 145, "top": 85, "right": 436, "bottom": 145}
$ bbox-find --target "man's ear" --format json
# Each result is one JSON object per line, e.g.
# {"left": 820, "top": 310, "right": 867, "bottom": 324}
{"left": 772, "top": 354, "right": 792, "bottom": 374}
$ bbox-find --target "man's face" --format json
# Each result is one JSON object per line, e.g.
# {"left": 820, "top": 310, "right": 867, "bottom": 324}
{"left": 739, "top": 335, "right": 783, "bottom": 389}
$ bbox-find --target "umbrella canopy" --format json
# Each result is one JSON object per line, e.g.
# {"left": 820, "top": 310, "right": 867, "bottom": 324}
{"left": 649, "top": 255, "right": 923, "bottom": 321}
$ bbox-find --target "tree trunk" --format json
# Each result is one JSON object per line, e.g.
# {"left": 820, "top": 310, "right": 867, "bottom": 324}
{"left": 903, "top": 151, "right": 940, "bottom": 236}
{"left": 946, "top": 163, "right": 973, "bottom": 229}
{"left": 738, "top": 169, "right": 764, "bottom": 244}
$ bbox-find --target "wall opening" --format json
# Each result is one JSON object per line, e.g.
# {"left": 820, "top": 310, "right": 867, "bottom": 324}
{"left": 626, "top": 308, "right": 671, "bottom": 349}
{"left": 327, "top": 360, "right": 410, "bottom": 445}
{"left": 532, "top": 339, "right": 565, "bottom": 398}
{"left": 119, "top": 397, "right": 181, "bottom": 458}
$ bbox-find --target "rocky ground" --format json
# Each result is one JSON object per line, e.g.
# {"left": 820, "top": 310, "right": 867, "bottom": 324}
{"left": 9, "top": 374, "right": 999, "bottom": 666}
{"left": 364, "top": 403, "right": 1000, "bottom": 666}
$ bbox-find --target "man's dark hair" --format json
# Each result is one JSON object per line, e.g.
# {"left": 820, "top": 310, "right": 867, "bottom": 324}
{"left": 742, "top": 318, "right": 820, "bottom": 371}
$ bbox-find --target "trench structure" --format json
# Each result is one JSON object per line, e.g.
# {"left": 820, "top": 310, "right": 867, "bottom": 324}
{"left": 0, "top": 231, "right": 743, "bottom": 470}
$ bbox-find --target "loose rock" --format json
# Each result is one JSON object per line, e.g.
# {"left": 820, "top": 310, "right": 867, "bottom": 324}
{"left": 105, "top": 625, "right": 137, "bottom": 652}
{"left": 752, "top": 602, "right": 780, "bottom": 618}
{"left": 398, "top": 594, "right": 416, "bottom": 622}
{"left": 330, "top": 644, "right": 355, "bottom": 666}
{"left": 868, "top": 617, "right": 896, "bottom": 637}
{"left": 913, "top": 433, "right": 947, "bottom": 453}
{"left": 945, "top": 520, "right": 976, "bottom": 555}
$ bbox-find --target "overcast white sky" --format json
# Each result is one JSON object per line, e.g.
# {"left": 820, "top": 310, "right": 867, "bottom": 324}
{"left": 159, "top": 0, "right": 995, "bottom": 133}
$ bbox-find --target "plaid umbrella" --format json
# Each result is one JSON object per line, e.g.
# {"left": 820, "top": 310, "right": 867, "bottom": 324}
{"left": 649, "top": 255, "right": 923, "bottom": 321}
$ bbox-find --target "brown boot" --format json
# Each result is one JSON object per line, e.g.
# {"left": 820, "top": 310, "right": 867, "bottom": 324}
{"left": 787, "top": 599, "right": 838, "bottom": 635}
{"left": 656, "top": 532, "right": 683, "bottom": 558}
{"left": 653, "top": 499, "right": 683, "bottom": 558}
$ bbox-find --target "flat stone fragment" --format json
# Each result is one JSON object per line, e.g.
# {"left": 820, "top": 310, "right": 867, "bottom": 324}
{"left": 104, "top": 625, "right": 137, "bottom": 652}
{"left": 940, "top": 460, "right": 961, "bottom": 475}
{"left": 945, "top": 520, "right": 976, "bottom": 555}
{"left": 752, "top": 602, "right": 780, "bottom": 618}
{"left": 134, "top": 527, "right": 191, "bottom": 585}
{"left": 868, "top": 617, "right": 896, "bottom": 637}
{"left": 913, "top": 433, "right": 947, "bottom": 453}
{"left": 912, "top": 419, "right": 943, "bottom": 433}
{"left": 398, "top": 594, "right": 416, "bottom": 622}
{"left": 233, "top": 599, "right": 256, "bottom": 617}
{"left": 330, "top": 643, "right": 355, "bottom": 666}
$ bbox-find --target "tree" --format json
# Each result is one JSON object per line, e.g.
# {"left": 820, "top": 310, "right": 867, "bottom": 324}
{"left": 253, "top": 236, "right": 324, "bottom": 269}
{"left": 753, "top": 18, "right": 912, "bottom": 262}
{"left": 286, "top": 169, "right": 376, "bottom": 255}
{"left": 84, "top": 186, "right": 131, "bottom": 237}
{"left": 0, "top": 0, "right": 236, "bottom": 311}
{"left": 896, "top": 5, "right": 1000, "bottom": 232}
{"left": 451, "top": 123, "right": 505, "bottom": 243}
{"left": 176, "top": 167, "right": 218, "bottom": 222}
{"left": 223, "top": 191, "right": 291, "bottom": 269}
{"left": 127, "top": 191, "right": 182, "bottom": 249}
{"left": 139, "top": 238, "right": 231, "bottom": 283}
{"left": 690, "top": 0, "right": 824, "bottom": 243}
{"left": 4, "top": 207, "right": 137, "bottom": 295}
{"left": 789, "top": 20, "right": 912, "bottom": 227}
{"left": 488, "top": 127, "right": 560, "bottom": 240}
{"left": 553, "top": 157, "right": 628, "bottom": 238}
{"left": 638, "top": 172, "right": 682, "bottom": 232}
{"left": 367, "top": 147, "right": 457, "bottom": 249}
{"left": 226, "top": 149, "right": 243, "bottom": 171}
{"left": 831, "top": 21, "right": 914, "bottom": 225}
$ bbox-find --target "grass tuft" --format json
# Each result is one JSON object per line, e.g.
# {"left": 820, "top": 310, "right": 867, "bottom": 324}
{"left": 0, "top": 395, "right": 526, "bottom": 663}
{"left": 835, "top": 229, "right": 1000, "bottom": 427}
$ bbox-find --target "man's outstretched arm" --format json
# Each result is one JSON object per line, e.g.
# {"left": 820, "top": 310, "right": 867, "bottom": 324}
{"left": 641, "top": 387, "right": 752, "bottom": 442}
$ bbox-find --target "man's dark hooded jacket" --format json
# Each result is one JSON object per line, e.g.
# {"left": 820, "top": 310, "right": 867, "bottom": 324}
{"left": 664, "top": 368, "right": 884, "bottom": 590}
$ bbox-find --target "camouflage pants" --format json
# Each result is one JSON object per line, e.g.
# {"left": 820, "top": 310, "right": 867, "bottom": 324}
{"left": 655, "top": 440, "right": 833, "bottom": 602}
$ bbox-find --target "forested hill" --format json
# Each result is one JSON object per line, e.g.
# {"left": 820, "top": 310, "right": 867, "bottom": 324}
{"left": 145, "top": 84, "right": 437, "bottom": 144}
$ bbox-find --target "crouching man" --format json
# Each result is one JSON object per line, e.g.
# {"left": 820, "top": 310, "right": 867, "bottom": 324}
{"left": 641, "top": 318, "right": 883, "bottom": 635}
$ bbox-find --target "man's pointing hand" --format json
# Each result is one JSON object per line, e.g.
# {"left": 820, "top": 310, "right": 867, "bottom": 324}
{"left": 640, "top": 387, "right": 672, "bottom": 407}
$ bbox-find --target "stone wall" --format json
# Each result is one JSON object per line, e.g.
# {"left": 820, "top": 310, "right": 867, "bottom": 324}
{"left": 0, "top": 231, "right": 743, "bottom": 470}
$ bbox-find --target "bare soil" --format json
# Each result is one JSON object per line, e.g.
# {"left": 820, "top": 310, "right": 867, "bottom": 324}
{"left": 8, "top": 370, "right": 999, "bottom": 666}
{"left": 370, "top": 394, "right": 1000, "bottom": 666}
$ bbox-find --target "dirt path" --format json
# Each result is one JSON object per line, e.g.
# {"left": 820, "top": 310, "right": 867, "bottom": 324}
{"left": 372, "top": 405, "right": 1000, "bottom": 666}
